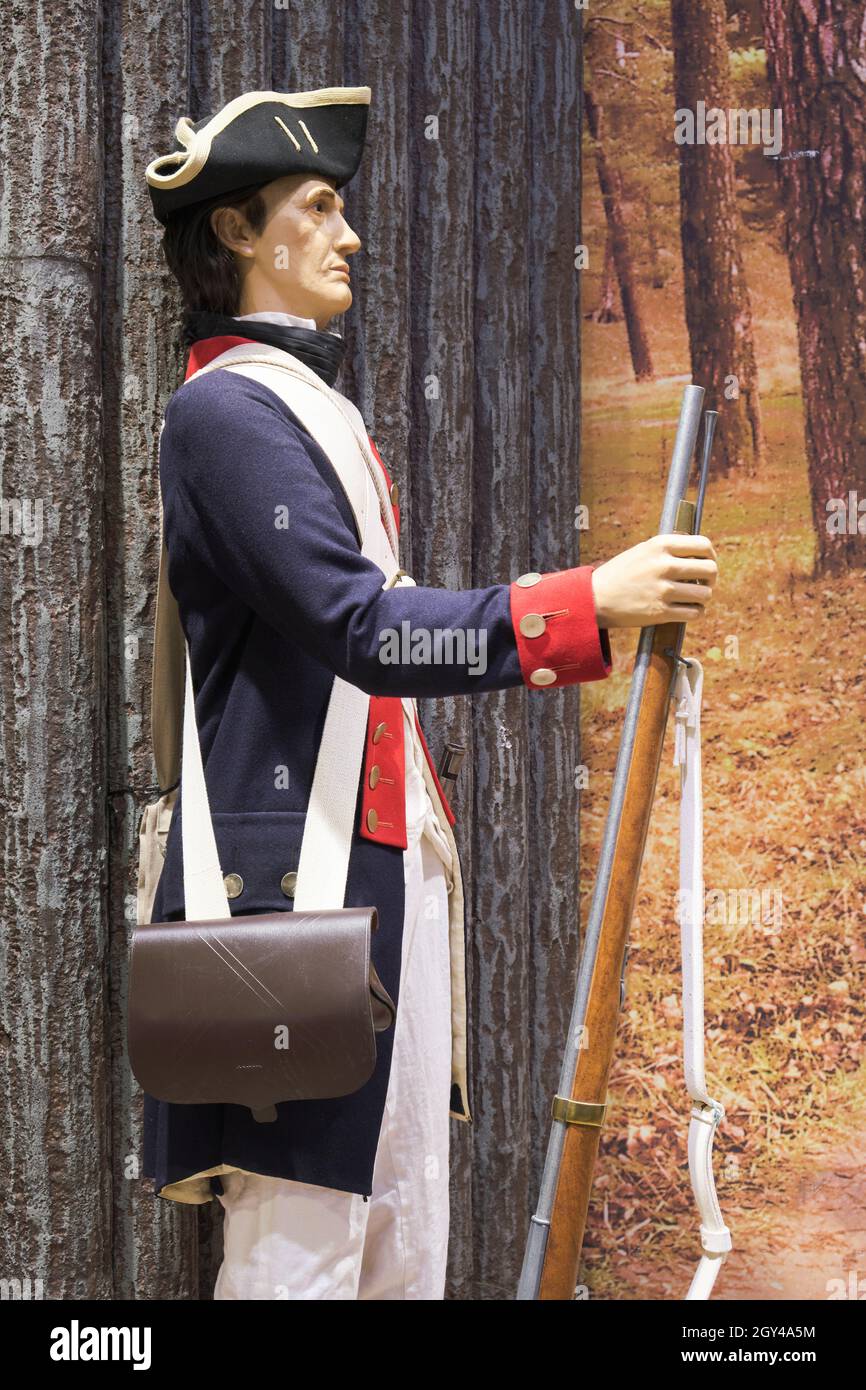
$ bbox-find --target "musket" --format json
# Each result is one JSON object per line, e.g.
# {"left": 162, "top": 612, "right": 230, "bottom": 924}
{"left": 517, "top": 385, "right": 718, "bottom": 1300}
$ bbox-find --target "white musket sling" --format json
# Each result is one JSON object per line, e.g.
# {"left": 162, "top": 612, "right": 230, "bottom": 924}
{"left": 672, "top": 657, "right": 732, "bottom": 1300}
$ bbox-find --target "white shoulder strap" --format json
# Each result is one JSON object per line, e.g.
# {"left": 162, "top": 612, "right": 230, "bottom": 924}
{"left": 162, "top": 344, "right": 404, "bottom": 920}
{"left": 673, "top": 658, "right": 732, "bottom": 1300}
{"left": 191, "top": 342, "right": 400, "bottom": 563}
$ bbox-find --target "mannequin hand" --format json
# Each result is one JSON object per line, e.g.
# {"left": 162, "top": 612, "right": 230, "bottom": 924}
{"left": 591, "top": 534, "right": 718, "bottom": 628}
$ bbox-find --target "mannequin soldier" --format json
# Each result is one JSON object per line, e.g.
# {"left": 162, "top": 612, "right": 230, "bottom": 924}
{"left": 141, "top": 85, "right": 717, "bottom": 1300}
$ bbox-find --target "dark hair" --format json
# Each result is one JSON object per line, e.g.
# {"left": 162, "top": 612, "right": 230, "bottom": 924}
{"left": 160, "top": 182, "right": 270, "bottom": 316}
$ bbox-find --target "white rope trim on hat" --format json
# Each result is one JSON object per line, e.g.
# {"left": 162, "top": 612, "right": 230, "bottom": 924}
{"left": 145, "top": 86, "right": 371, "bottom": 190}
{"left": 672, "top": 657, "right": 732, "bottom": 1300}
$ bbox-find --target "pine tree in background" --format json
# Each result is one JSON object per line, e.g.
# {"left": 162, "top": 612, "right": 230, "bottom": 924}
{"left": 672, "top": 0, "right": 766, "bottom": 476}
{"left": 761, "top": 0, "right": 866, "bottom": 575}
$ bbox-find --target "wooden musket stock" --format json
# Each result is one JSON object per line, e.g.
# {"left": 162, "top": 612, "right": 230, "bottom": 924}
{"left": 538, "top": 579, "right": 691, "bottom": 1298}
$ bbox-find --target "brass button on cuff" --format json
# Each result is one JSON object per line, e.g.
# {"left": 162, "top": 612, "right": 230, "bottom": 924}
{"left": 372, "top": 721, "right": 387, "bottom": 744}
{"left": 515, "top": 571, "right": 542, "bottom": 587}
{"left": 389, "top": 482, "right": 399, "bottom": 505}
{"left": 223, "top": 872, "right": 244, "bottom": 898}
{"left": 519, "top": 612, "right": 547, "bottom": 638}
{"left": 366, "top": 808, "right": 379, "bottom": 832}
{"left": 530, "top": 668, "right": 557, "bottom": 686}
{"left": 369, "top": 764, "right": 381, "bottom": 789}
{"left": 280, "top": 871, "right": 298, "bottom": 898}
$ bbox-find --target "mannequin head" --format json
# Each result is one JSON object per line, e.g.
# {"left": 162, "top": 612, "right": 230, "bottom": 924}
{"left": 160, "top": 173, "right": 361, "bottom": 329}
{"left": 210, "top": 173, "right": 361, "bottom": 329}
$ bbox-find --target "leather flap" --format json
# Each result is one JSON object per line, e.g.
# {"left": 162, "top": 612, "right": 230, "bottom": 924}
{"left": 129, "top": 906, "right": 389, "bottom": 1109}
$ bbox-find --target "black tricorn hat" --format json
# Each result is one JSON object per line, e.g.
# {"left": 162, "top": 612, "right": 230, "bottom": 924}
{"left": 145, "top": 86, "right": 370, "bottom": 225}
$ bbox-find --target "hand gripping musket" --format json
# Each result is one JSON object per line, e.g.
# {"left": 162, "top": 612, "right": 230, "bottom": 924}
{"left": 517, "top": 385, "right": 730, "bottom": 1300}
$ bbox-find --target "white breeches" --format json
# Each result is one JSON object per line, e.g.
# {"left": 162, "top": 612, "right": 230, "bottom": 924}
{"left": 213, "top": 811, "right": 454, "bottom": 1301}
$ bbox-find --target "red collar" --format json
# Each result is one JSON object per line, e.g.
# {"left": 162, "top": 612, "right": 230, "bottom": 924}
{"left": 184, "top": 335, "right": 258, "bottom": 381}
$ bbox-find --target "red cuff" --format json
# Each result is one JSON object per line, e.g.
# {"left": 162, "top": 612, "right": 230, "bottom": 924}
{"left": 508, "top": 564, "right": 612, "bottom": 689}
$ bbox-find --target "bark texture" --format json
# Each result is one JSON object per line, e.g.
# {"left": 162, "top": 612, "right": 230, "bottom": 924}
{"left": 761, "top": 0, "right": 866, "bottom": 574}
{"left": 585, "top": 90, "right": 655, "bottom": 381}
{"left": 1, "top": 0, "right": 587, "bottom": 1300}
{"left": 672, "top": 0, "right": 766, "bottom": 475}
{"left": 587, "top": 230, "right": 621, "bottom": 324}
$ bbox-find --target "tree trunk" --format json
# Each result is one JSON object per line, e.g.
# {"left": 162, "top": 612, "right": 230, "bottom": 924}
{"left": 586, "top": 229, "right": 621, "bottom": 323}
{"left": 671, "top": 0, "right": 765, "bottom": 475}
{"left": 643, "top": 190, "right": 666, "bottom": 289}
{"left": 0, "top": 0, "right": 112, "bottom": 1301}
{"left": 761, "top": 0, "right": 866, "bottom": 575}
{"left": 585, "top": 89, "right": 654, "bottom": 381}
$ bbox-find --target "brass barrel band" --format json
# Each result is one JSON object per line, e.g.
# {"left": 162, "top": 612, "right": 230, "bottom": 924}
{"left": 551, "top": 1095, "right": 607, "bottom": 1128}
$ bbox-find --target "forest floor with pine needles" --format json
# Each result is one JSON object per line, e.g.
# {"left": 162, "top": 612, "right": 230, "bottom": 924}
{"left": 577, "top": 248, "right": 866, "bottom": 1300}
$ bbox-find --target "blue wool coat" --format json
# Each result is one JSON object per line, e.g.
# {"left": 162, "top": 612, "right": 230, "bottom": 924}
{"left": 142, "top": 360, "right": 610, "bottom": 1205}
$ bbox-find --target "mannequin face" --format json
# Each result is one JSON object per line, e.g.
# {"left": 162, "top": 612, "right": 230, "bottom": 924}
{"left": 211, "top": 173, "right": 361, "bottom": 329}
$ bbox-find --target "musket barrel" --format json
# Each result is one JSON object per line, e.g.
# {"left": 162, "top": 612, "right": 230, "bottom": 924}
{"left": 517, "top": 384, "right": 706, "bottom": 1301}
{"left": 658, "top": 384, "right": 705, "bottom": 530}
{"left": 695, "top": 410, "right": 718, "bottom": 530}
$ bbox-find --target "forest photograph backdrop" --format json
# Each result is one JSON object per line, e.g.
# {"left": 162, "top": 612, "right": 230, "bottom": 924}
{"left": 579, "top": 0, "right": 866, "bottom": 1299}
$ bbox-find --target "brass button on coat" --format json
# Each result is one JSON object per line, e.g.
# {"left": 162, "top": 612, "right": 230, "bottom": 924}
{"left": 519, "top": 612, "right": 546, "bottom": 638}
{"left": 530, "top": 668, "right": 557, "bottom": 686}
{"left": 369, "top": 764, "right": 381, "bottom": 789}
{"left": 280, "top": 871, "right": 298, "bottom": 898}
{"left": 223, "top": 872, "right": 244, "bottom": 898}
{"left": 516, "top": 571, "right": 542, "bottom": 587}
{"left": 372, "top": 721, "right": 387, "bottom": 744}
{"left": 389, "top": 481, "right": 399, "bottom": 505}
{"left": 366, "top": 808, "right": 379, "bottom": 832}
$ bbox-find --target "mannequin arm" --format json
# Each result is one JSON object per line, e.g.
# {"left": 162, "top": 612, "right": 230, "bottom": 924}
{"left": 160, "top": 372, "right": 615, "bottom": 698}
